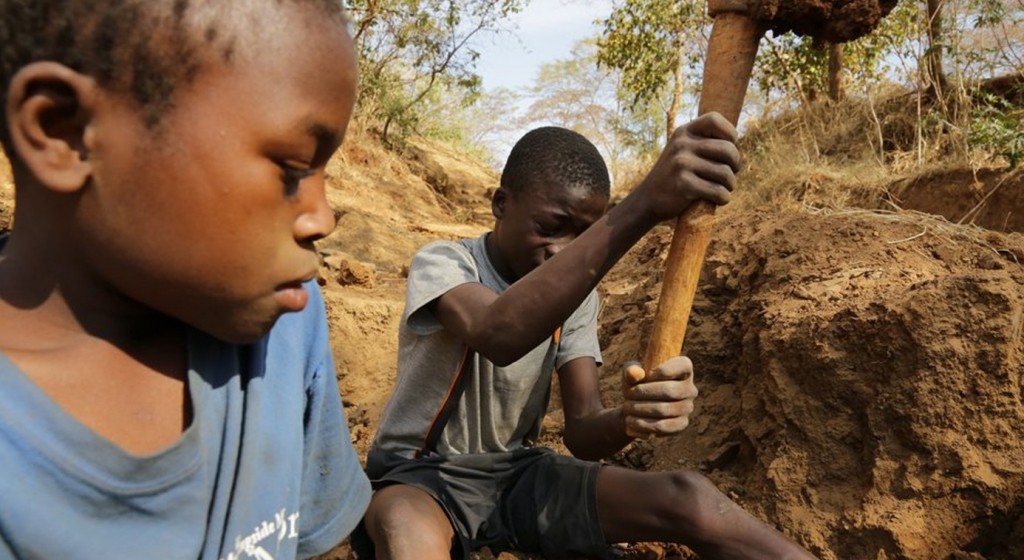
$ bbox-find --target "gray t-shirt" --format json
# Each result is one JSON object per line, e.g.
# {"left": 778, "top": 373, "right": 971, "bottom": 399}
{"left": 372, "top": 233, "right": 602, "bottom": 457}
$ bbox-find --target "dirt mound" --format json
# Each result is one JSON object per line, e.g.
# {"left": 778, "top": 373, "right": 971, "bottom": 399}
{"left": 882, "top": 167, "right": 1024, "bottom": 234}
{"left": 594, "top": 208, "right": 1024, "bottom": 559}
{"left": 320, "top": 126, "right": 493, "bottom": 273}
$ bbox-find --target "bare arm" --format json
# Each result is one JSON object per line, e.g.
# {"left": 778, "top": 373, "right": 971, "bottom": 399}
{"left": 558, "top": 357, "right": 701, "bottom": 461}
{"left": 557, "top": 357, "right": 634, "bottom": 460}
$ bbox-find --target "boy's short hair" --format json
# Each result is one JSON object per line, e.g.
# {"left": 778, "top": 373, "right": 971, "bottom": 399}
{"left": 500, "top": 126, "right": 610, "bottom": 198}
{"left": 0, "top": 0, "right": 345, "bottom": 153}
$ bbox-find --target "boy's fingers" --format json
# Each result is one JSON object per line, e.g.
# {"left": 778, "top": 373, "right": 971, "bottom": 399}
{"left": 637, "top": 356, "right": 694, "bottom": 382}
{"left": 623, "top": 361, "right": 646, "bottom": 385}
{"left": 625, "top": 379, "right": 698, "bottom": 402}
{"left": 674, "top": 172, "right": 731, "bottom": 206}
{"left": 623, "top": 399, "right": 695, "bottom": 419}
{"left": 684, "top": 112, "right": 739, "bottom": 143}
{"left": 625, "top": 415, "right": 691, "bottom": 436}
{"left": 693, "top": 138, "right": 742, "bottom": 174}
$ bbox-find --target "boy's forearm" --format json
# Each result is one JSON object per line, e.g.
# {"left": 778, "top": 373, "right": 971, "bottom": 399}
{"left": 563, "top": 406, "right": 636, "bottom": 461}
{"left": 473, "top": 195, "right": 657, "bottom": 365}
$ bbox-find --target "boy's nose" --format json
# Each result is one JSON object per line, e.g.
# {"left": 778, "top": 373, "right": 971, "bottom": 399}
{"left": 545, "top": 242, "right": 565, "bottom": 258}
{"left": 294, "top": 182, "right": 337, "bottom": 243}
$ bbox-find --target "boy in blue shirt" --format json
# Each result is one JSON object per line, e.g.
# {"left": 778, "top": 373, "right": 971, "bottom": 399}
{"left": 361, "top": 126, "right": 817, "bottom": 559}
{"left": 0, "top": 1, "right": 370, "bottom": 558}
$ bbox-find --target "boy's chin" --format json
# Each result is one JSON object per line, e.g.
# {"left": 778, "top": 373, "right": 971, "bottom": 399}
{"left": 197, "top": 313, "right": 282, "bottom": 345}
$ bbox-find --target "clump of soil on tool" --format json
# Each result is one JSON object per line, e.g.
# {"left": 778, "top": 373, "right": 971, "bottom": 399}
{"left": 750, "top": 0, "right": 899, "bottom": 43}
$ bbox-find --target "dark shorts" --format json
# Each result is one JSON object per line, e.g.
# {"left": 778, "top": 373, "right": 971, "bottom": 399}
{"left": 352, "top": 447, "right": 611, "bottom": 559}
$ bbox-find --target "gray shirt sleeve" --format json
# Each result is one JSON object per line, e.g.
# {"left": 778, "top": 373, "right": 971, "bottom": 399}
{"left": 556, "top": 290, "right": 603, "bottom": 369}
{"left": 403, "top": 241, "right": 480, "bottom": 335}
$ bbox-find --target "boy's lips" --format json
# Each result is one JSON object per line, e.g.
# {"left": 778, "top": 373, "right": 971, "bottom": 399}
{"left": 274, "top": 275, "right": 314, "bottom": 312}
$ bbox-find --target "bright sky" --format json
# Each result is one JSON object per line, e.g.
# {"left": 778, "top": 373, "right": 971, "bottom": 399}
{"left": 472, "top": 0, "right": 616, "bottom": 163}
{"left": 475, "top": 0, "right": 615, "bottom": 92}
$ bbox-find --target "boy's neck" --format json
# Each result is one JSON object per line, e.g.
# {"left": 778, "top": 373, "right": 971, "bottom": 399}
{"left": 484, "top": 231, "right": 519, "bottom": 285}
{"left": 0, "top": 230, "right": 181, "bottom": 354}
{"left": 0, "top": 232, "right": 193, "bottom": 456}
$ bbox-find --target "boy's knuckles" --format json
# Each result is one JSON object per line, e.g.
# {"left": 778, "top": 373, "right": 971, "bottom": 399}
{"left": 634, "top": 417, "right": 689, "bottom": 435}
{"left": 627, "top": 382, "right": 696, "bottom": 402}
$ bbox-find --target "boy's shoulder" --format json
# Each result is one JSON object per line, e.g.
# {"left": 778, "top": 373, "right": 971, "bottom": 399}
{"left": 415, "top": 236, "right": 478, "bottom": 260}
{"left": 410, "top": 235, "right": 487, "bottom": 277}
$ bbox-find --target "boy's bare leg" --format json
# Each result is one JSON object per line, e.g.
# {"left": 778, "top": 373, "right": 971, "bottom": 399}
{"left": 596, "top": 466, "right": 818, "bottom": 559}
{"left": 364, "top": 485, "right": 454, "bottom": 560}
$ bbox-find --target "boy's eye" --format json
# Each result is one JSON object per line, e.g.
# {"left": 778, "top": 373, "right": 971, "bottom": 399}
{"left": 534, "top": 222, "right": 561, "bottom": 237}
{"left": 279, "top": 164, "right": 315, "bottom": 196}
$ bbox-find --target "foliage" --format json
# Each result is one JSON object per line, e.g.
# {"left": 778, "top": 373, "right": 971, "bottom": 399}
{"left": 596, "top": 0, "right": 708, "bottom": 141}
{"left": 946, "top": 0, "right": 1024, "bottom": 79}
{"left": 595, "top": 0, "right": 706, "bottom": 108}
{"left": 348, "top": 0, "right": 524, "bottom": 144}
{"left": 416, "top": 85, "right": 524, "bottom": 167}
{"left": 969, "top": 92, "right": 1024, "bottom": 167}
{"left": 753, "top": 1, "right": 919, "bottom": 104}
{"left": 524, "top": 39, "right": 664, "bottom": 188}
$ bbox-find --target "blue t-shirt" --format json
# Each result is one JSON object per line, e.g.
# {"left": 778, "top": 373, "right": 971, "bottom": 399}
{"left": 0, "top": 282, "right": 371, "bottom": 559}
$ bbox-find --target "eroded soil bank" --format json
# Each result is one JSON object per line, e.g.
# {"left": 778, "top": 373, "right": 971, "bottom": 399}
{"left": 593, "top": 208, "right": 1024, "bottom": 559}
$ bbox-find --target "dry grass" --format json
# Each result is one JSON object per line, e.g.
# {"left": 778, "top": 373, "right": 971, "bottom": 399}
{"left": 729, "top": 96, "right": 895, "bottom": 214}
{"left": 730, "top": 84, "right": 1019, "bottom": 216}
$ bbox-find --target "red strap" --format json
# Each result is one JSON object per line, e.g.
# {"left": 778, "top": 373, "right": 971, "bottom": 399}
{"left": 416, "top": 328, "right": 562, "bottom": 458}
{"left": 417, "top": 347, "right": 473, "bottom": 458}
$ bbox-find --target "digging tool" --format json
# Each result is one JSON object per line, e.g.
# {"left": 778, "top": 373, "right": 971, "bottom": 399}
{"left": 641, "top": 1, "right": 764, "bottom": 375}
{"left": 637, "top": 0, "right": 900, "bottom": 377}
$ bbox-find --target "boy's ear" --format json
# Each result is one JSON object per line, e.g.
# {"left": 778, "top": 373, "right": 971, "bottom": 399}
{"left": 491, "top": 187, "right": 508, "bottom": 219}
{"left": 6, "top": 62, "right": 97, "bottom": 193}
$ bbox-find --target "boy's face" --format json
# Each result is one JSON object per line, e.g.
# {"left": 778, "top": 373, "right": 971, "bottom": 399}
{"left": 73, "top": 6, "right": 357, "bottom": 342}
{"left": 490, "top": 182, "right": 608, "bottom": 281}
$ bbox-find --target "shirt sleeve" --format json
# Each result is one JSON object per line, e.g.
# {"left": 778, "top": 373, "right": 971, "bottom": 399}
{"left": 555, "top": 289, "right": 603, "bottom": 369}
{"left": 296, "top": 284, "right": 372, "bottom": 558}
{"left": 402, "top": 241, "right": 480, "bottom": 336}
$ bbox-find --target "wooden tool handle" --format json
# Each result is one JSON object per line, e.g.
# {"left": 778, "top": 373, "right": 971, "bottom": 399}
{"left": 642, "top": 11, "right": 762, "bottom": 373}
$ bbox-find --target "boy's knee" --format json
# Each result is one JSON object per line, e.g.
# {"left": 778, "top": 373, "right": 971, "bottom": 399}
{"left": 365, "top": 485, "right": 452, "bottom": 552}
{"left": 657, "top": 469, "right": 731, "bottom": 534}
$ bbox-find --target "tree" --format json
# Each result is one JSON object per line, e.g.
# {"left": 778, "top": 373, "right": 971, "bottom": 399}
{"left": 924, "top": 0, "right": 949, "bottom": 92}
{"left": 753, "top": 1, "right": 919, "bottom": 109}
{"left": 417, "top": 85, "right": 525, "bottom": 167}
{"left": 348, "top": 0, "right": 524, "bottom": 144}
{"left": 525, "top": 39, "right": 663, "bottom": 186}
{"left": 828, "top": 43, "right": 845, "bottom": 101}
{"left": 596, "top": 0, "right": 709, "bottom": 143}
{"left": 526, "top": 40, "right": 627, "bottom": 181}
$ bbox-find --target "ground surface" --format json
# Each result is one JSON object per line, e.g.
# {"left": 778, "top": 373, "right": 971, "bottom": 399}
{"left": 2, "top": 113, "right": 1023, "bottom": 559}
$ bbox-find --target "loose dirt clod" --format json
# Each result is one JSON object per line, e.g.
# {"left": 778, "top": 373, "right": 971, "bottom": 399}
{"left": 746, "top": 0, "right": 900, "bottom": 43}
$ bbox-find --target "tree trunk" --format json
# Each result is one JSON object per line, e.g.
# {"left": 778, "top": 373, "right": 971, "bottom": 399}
{"left": 925, "top": 0, "right": 947, "bottom": 93}
{"left": 665, "top": 33, "right": 685, "bottom": 143}
{"left": 828, "top": 43, "right": 845, "bottom": 101}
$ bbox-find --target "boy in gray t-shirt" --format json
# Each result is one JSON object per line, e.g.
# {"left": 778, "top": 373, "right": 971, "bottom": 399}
{"left": 361, "top": 125, "right": 816, "bottom": 559}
